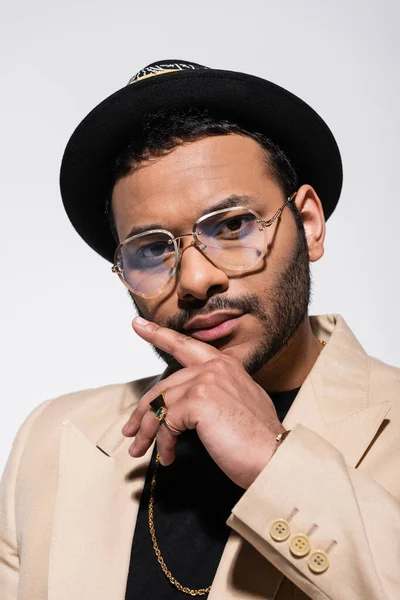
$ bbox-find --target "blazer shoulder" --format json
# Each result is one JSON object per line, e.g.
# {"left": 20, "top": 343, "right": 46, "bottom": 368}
{"left": 368, "top": 355, "right": 400, "bottom": 404}
{"left": 15, "top": 374, "right": 161, "bottom": 453}
{"left": 366, "top": 355, "right": 400, "bottom": 431}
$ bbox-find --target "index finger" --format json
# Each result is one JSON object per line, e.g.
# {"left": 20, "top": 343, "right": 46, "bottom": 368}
{"left": 132, "top": 316, "right": 221, "bottom": 367}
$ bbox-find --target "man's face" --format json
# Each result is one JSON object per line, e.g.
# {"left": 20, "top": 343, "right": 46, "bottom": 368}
{"left": 112, "top": 134, "right": 311, "bottom": 374}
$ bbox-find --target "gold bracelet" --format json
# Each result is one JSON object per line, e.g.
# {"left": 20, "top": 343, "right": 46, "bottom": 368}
{"left": 276, "top": 430, "right": 291, "bottom": 443}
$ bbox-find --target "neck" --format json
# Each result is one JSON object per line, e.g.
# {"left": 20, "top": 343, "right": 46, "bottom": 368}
{"left": 253, "top": 315, "right": 323, "bottom": 393}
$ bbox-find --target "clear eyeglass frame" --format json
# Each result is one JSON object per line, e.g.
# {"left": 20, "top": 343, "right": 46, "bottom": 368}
{"left": 111, "top": 191, "right": 297, "bottom": 298}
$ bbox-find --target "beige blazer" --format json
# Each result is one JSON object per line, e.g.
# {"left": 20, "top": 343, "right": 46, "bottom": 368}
{"left": 1, "top": 314, "right": 399, "bottom": 600}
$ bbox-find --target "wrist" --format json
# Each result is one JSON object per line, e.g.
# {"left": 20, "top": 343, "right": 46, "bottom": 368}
{"left": 270, "top": 428, "right": 291, "bottom": 460}
{"left": 246, "top": 429, "right": 291, "bottom": 489}
{"left": 276, "top": 429, "right": 291, "bottom": 444}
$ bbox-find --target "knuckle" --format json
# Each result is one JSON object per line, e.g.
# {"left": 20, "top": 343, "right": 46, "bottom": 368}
{"left": 142, "top": 387, "right": 159, "bottom": 406}
{"left": 211, "top": 357, "right": 228, "bottom": 372}
{"left": 128, "top": 411, "right": 140, "bottom": 427}
{"left": 136, "top": 424, "right": 153, "bottom": 443}
{"left": 230, "top": 355, "right": 242, "bottom": 367}
{"left": 172, "top": 332, "right": 191, "bottom": 349}
{"left": 142, "top": 381, "right": 171, "bottom": 409}
{"left": 133, "top": 430, "right": 147, "bottom": 447}
{"left": 139, "top": 419, "right": 153, "bottom": 438}
{"left": 192, "top": 382, "right": 208, "bottom": 400}
{"left": 144, "top": 376, "right": 173, "bottom": 405}
{"left": 200, "top": 370, "right": 217, "bottom": 384}
{"left": 146, "top": 322, "right": 159, "bottom": 333}
{"left": 136, "top": 392, "right": 151, "bottom": 411}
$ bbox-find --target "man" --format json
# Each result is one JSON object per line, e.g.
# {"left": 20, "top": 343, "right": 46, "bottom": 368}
{"left": 0, "top": 59, "right": 399, "bottom": 600}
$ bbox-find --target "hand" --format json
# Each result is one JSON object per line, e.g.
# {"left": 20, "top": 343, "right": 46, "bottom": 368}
{"left": 122, "top": 316, "right": 286, "bottom": 489}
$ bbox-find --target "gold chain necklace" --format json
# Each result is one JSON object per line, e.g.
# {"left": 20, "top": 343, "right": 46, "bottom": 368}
{"left": 148, "top": 453, "right": 212, "bottom": 596}
{"left": 148, "top": 339, "right": 326, "bottom": 595}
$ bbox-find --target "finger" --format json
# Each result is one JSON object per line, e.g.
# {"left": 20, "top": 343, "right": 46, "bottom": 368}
{"left": 127, "top": 380, "right": 191, "bottom": 457}
{"left": 128, "top": 409, "right": 161, "bottom": 457}
{"left": 128, "top": 381, "right": 193, "bottom": 460}
{"left": 132, "top": 317, "right": 221, "bottom": 368}
{"left": 156, "top": 423, "right": 179, "bottom": 466}
{"left": 122, "top": 367, "right": 200, "bottom": 436}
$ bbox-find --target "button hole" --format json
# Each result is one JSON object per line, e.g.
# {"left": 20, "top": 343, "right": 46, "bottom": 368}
{"left": 325, "top": 540, "right": 338, "bottom": 554}
{"left": 306, "top": 523, "right": 319, "bottom": 537}
{"left": 286, "top": 507, "right": 299, "bottom": 522}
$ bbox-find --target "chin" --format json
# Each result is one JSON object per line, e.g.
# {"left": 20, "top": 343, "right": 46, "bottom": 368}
{"left": 215, "top": 337, "right": 251, "bottom": 361}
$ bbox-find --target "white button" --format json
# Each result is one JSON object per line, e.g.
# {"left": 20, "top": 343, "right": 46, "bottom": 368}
{"left": 290, "top": 534, "right": 311, "bottom": 557}
{"left": 269, "top": 518, "right": 290, "bottom": 542}
{"left": 308, "top": 550, "right": 329, "bottom": 573}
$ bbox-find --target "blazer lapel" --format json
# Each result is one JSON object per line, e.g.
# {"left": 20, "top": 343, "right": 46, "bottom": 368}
{"left": 48, "top": 377, "right": 160, "bottom": 600}
{"left": 283, "top": 314, "right": 391, "bottom": 467}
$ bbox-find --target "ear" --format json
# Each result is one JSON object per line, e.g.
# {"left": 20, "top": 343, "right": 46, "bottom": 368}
{"left": 293, "top": 184, "right": 326, "bottom": 262}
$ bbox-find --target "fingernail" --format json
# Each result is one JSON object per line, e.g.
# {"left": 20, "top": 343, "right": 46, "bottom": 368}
{"left": 122, "top": 422, "right": 130, "bottom": 434}
{"left": 134, "top": 316, "right": 149, "bottom": 327}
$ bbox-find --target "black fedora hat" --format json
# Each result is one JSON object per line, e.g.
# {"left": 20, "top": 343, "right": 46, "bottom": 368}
{"left": 60, "top": 59, "right": 343, "bottom": 263}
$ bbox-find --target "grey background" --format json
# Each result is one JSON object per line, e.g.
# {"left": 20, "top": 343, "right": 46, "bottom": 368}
{"left": 1, "top": 0, "right": 399, "bottom": 474}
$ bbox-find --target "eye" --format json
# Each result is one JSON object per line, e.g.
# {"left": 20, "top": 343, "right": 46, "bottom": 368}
{"left": 136, "top": 241, "right": 172, "bottom": 264}
{"left": 139, "top": 242, "right": 169, "bottom": 259}
{"left": 123, "top": 240, "right": 174, "bottom": 270}
{"left": 215, "top": 214, "right": 255, "bottom": 238}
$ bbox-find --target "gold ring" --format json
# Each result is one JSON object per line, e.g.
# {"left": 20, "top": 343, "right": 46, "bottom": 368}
{"left": 163, "top": 418, "right": 184, "bottom": 435}
{"left": 154, "top": 406, "right": 167, "bottom": 422}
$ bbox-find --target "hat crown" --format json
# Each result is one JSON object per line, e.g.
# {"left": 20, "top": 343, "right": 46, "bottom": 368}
{"left": 128, "top": 59, "right": 208, "bottom": 85}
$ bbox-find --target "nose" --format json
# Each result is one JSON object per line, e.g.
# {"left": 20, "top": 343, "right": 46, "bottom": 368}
{"left": 176, "top": 241, "right": 229, "bottom": 302}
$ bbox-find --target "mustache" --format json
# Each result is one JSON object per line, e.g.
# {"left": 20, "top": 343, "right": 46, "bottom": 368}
{"left": 166, "top": 293, "right": 266, "bottom": 334}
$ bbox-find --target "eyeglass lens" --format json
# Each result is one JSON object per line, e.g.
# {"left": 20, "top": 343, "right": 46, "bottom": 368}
{"left": 117, "top": 208, "right": 267, "bottom": 297}
{"left": 195, "top": 208, "right": 266, "bottom": 270}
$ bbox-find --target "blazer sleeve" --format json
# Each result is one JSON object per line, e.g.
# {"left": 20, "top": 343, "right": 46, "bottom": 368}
{"left": 0, "top": 400, "right": 52, "bottom": 599}
{"left": 227, "top": 424, "right": 399, "bottom": 600}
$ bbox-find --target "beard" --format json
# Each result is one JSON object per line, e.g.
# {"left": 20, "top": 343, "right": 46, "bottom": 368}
{"left": 132, "top": 217, "right": 311, "bottom": 376}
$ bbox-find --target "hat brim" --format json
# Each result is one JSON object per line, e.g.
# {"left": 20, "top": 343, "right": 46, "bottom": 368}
{"left": 60, "top": 68, "right": 343, "bottom": 263}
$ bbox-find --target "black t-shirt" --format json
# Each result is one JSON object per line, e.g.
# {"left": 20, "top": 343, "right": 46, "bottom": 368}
{"left": 125, "top": 387, "right": 300, "bottom": 600}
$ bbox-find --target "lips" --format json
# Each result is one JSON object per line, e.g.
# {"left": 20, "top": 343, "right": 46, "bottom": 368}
{"left": 185, "top": 311, "right": 244, "bottom": 342}
{"left": 185, "top": 311, "right": 243, "bottom": 331}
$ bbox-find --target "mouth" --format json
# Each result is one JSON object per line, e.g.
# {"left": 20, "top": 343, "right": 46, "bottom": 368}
{"left": 185, "top": 312, "right": 244, "bottom": 342}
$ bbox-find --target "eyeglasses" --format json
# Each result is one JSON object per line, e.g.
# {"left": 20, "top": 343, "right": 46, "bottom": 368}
{"left": 111, "top": 192, "right": 297, "bottom": 298}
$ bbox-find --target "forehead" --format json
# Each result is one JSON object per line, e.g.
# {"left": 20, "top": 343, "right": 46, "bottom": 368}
{"left": 111, "top": 134, "right": 279, "bottom": 238}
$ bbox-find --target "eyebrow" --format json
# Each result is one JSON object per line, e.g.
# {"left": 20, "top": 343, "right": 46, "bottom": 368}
{"left": 198, "top": 194, "right": 253, "bottom": 217}
{"left": 123, "top": 194, "right": 255, "bottom": 240}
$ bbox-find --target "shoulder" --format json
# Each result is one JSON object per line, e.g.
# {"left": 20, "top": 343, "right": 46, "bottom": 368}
{"left": 368, "top": 355, "right": 400, "bottom": 405}
{"left": 24, "top": 374, "right": 160, "bottom": 441}
{"left": 5, "top": 374, "right": 161, "bottom": 473}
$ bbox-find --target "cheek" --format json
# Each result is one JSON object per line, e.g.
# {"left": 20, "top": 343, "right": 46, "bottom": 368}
{"left": 234, "top": 247, "right": 283, "bottom": 293}
{"left": 131, "top": 296, "right": 153, "bottom": 320}
{"left": 266, "top": 220, "right": 298, "bottom": 269}
{"left": 231, "top": 271, "right": 272, "bottom": 297}
{"left": 133, "top": 296, "right": 174, "bottom": 325}
{"left": 232, "top": 227, "right": 297, "bottom": 295}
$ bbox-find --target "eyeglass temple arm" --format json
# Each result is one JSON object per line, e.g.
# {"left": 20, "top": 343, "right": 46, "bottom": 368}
{"left": 259, "top": 192, "right": 297, "bottom": 228}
